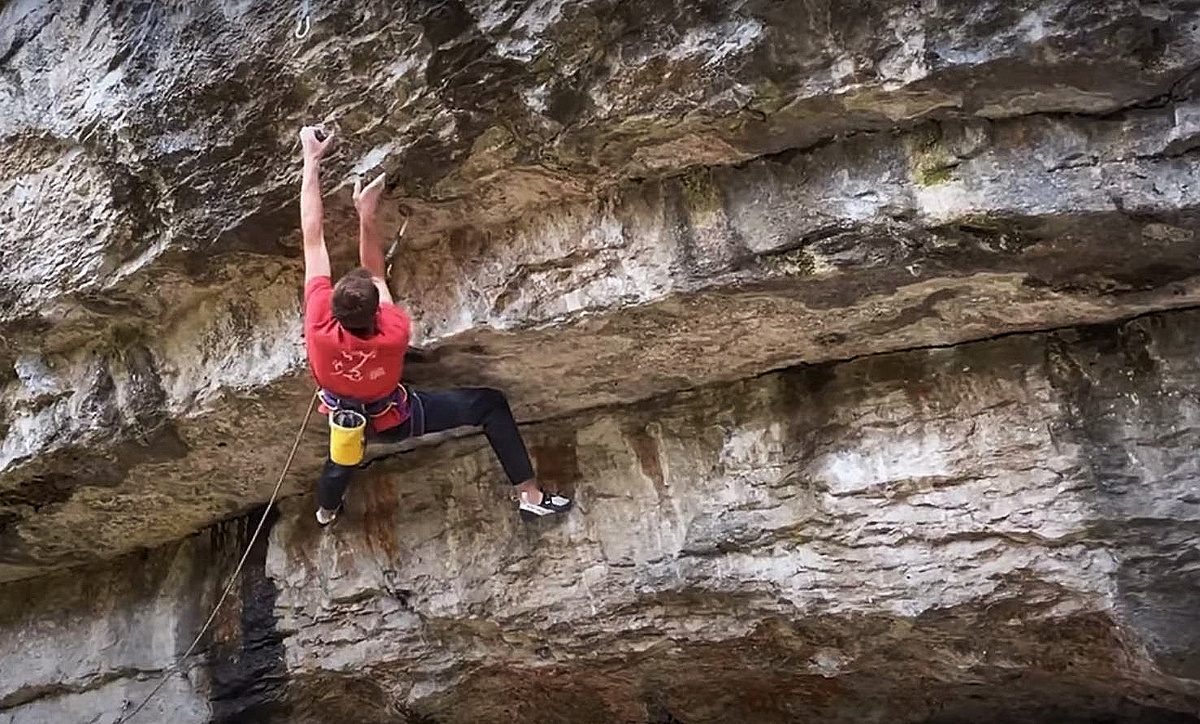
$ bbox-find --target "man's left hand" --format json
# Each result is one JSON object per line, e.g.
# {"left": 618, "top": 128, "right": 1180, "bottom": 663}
{"left": 354, "top": 172, "right": 386, "bottom": 218}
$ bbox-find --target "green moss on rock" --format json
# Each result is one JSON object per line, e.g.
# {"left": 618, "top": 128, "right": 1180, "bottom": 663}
{"left": 749, "top": 79, "right": 789, "bottom": 115}
{"left": 768, "top": 247, "right": 818, "bottom": 277}
{"left": 950, "top": 214, "right": 1030, "bottom": 252}
{"left": 910, "top": 128, "right": 959, "bottom": 186}
{"left": 679, "top": 168, "right": 725, "bottom": 228}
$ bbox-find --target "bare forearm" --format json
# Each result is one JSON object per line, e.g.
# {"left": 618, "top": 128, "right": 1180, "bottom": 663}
{"left": 358, "top": 214, "right": 386, "bottom": 278}
{"left": 300, "top": 159, "right": 324, "bottom": 245}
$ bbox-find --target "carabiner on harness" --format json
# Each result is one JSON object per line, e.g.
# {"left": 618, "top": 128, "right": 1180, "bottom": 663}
{"left": 294, "top": 0, "right": 312, "bottom": 39}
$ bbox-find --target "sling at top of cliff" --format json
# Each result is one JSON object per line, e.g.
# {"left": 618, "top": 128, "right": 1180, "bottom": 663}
{"left": 0, "top": 0, "right": 1199, "bottom": 580}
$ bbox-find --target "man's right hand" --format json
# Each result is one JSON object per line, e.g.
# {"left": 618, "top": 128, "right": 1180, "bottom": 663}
{"left": 300, "top": 125, "right": 334, "bottom": 163}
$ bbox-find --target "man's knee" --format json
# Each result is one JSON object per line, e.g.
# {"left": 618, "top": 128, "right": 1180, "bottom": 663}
{"left": 473, "top": 387, "right": 511, "bottom": 418}
{"left": 317, "top": 459, "right": 355, "bottom": 507}
{"left": 319, "top": 458, "right": 355, "bottom": 484}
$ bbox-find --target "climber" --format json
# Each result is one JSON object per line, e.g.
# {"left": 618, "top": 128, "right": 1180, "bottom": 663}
{"left": 297, "top": 124, "right": 572, "bottom": 526}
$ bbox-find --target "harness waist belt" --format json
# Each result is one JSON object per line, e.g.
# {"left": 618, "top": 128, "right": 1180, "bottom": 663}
{"left": 318, "top": 385, "right": 410, "bottom": 432}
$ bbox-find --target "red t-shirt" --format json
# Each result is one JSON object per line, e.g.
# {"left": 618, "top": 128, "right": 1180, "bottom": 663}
{"left": 304, "top": 276, "right": 411, "bottom": 401}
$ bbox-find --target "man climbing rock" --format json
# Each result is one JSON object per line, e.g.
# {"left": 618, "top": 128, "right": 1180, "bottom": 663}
{"left": 297, "top": 125, "right": 572, "bottom": 526}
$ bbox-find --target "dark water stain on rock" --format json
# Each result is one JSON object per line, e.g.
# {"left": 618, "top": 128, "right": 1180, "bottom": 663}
{"left": 529, "top": 437, "right": 581, "bottom": 497}
{"left": 1043, "top": 317, "right": 1200, "bottom": 681}
{"left": 363, "top": 469, "right": 404, "bottom": 566}
{"left": 622, "top": 421, "right": 669, "bottom": 502}
{"left": 209, "top": 509, "right": 288, "bottom": 723}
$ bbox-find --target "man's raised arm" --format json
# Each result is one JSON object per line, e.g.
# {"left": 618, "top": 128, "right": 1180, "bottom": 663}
{"left": 353, "top": 172, "right": 393, "bottom": 304}
{"left": 299, "top": 125, "right": 335, "bottom": 281}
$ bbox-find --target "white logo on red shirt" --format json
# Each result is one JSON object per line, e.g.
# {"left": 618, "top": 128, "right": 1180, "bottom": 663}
{"left": 332, "top": 350, "right": 376, "bottom": 382}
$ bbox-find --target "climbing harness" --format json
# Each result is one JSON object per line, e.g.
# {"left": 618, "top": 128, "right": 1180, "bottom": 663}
{"left": 114, "top": 393, "right": 319, "bottom": 724}
{"left": 321, "top": 385, "right": 423, "bottom": 468}
{"left": 351, "top": 387, "right": 427, "bottom": 471}
{"left": 293, "top": 0, "right": 312, "bottom": 39}
{"left": 319, "top": 384, "right": 413, "bottom": 436}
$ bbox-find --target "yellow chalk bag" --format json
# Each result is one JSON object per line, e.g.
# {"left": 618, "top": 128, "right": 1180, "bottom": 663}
{"left": 328, "top": 409, "right": 367, "bottom": 466}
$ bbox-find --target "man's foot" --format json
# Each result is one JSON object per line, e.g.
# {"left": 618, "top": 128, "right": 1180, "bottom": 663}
{"left": 518, "top": 489, "right": 573, "bottom": 517}
{"left": 316, "top": 503, "right": 344, "bottom": 527}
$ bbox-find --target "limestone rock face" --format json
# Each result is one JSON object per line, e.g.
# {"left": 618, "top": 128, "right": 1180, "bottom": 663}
{"left": 5, "top": 0, "right": 1200, "bottom": 579}
{"left": 2, "top": 0, "right": 1200, "bottom": 722}
{"left": 0, "top": 520, "right": 250, "bottom": 724}
{"left": 7, "top": 312, "right": 1200, "bottom": 723}
{"left": 258, "top": 310, "right": 1200, "bottom": 724}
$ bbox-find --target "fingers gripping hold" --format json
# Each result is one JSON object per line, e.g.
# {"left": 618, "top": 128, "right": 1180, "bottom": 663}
{"left": 299, "top": 125, "right": 335, "bottom": 161}
{"left": 353, "top": 172, "right": 386, "bottom": 215}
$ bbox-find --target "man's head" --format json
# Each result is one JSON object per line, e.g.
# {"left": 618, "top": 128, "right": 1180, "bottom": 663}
{"left": 332, "top": 268, "right": 379, "bottom": 335}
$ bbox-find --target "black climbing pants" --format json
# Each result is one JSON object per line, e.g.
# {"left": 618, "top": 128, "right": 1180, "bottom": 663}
{"left": 316, "top": 387, "right": 535, "bottom": 511}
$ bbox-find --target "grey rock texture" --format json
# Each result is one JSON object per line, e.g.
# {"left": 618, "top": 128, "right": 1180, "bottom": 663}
{"left": 0, "top": 518, "right": 258, "bottom": 724}
{"left": 5, "top": 0, "right": 1200, "bottom": 579}
{"left": 9, "top": 310, "right": 1200, "bottom": 722}
{"left": 2, "top": 0, "right": 1200, "bottom": 721}
{"left": 256, "top": 309, "right": 1200, "bottom": 724}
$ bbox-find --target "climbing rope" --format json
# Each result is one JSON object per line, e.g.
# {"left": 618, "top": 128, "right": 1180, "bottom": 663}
{"left": 115, "top": 393, "right": 319, "bottom": 723}
{"left": 294, "top": 0, "right": 312, "bottom": 39}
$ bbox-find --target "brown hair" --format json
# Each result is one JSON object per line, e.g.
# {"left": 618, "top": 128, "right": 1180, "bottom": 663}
{"left": 332, "top": 268, "right": 379, "bottom": 335}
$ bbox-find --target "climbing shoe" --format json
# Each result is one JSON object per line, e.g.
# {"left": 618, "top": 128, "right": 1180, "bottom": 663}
{"left": 316, "top": 503, "right": 344, "bottom": 527}
{"left": 518, "top": 491, "right": 573, "bottom": 517}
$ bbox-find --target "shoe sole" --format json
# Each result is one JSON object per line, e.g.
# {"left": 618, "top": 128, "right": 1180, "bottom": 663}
{"left": 316, "top": 503, "right": 345, "bottom": 527}
{"left": 518, "top": 501, "right": 572, "bottom": 517}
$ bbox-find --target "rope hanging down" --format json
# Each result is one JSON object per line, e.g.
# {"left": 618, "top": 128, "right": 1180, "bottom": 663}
{"left": 115, "top": 393, "right": 319, "bottom": 724}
